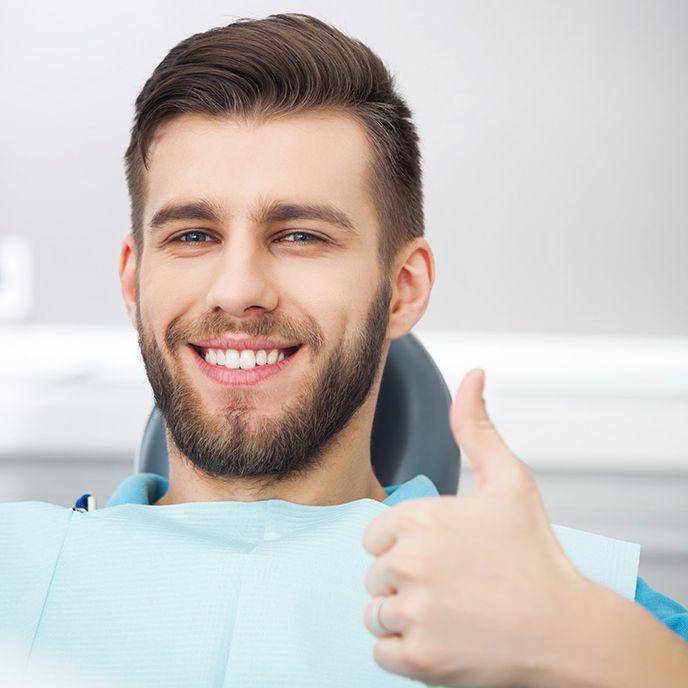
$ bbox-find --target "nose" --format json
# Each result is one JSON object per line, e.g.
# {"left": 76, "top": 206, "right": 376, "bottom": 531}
{"left": 205, "top": 235, "right": 279, "bottom": 317}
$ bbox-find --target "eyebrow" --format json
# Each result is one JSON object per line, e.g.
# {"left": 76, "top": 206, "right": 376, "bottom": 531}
{"left": 148, "top": 200, "right": 223, "bottom": 230}
{"left": 148, "top": 199, "right": 357, "bottom": 234}
{"left": 258, "top": 201, "right": 357, "bottom": 233}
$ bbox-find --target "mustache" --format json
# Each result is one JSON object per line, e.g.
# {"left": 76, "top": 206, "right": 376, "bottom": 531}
{"left": 164, "top": 310, "right": 324, "bottom": 353}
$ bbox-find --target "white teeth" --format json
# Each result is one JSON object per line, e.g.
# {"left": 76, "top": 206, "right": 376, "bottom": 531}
{"left": 239, "top": 349, "right": 256, "bottom": 369}
{"left": 203, "top": 347, "right": 292, "bottom": 369}
{"left": 224, "top": 349, "right": 240, "bottom": 369}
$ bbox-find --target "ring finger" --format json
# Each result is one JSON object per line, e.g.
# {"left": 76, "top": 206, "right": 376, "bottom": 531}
{"left": 364, "top": 593, "right": 409, "bottom": 637}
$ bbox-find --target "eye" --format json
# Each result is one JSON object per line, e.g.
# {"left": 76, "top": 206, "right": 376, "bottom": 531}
{"left": 278, "top": 231, "right": 325, "bottom": 243}
{"left": 173, "top": 230, "right": 214, "bottom": 243}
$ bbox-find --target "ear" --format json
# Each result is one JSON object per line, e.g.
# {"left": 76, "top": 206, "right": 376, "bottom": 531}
{"left": 119, "top": 233, "right": 138, "bottom": 328}
{"left": 386, "top": 237, "right": 435, "bottom": 340}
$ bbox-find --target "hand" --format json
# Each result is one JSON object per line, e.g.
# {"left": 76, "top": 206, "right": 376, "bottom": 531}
{"left": 362, "top": 368, "right": 591, "bottom": 688}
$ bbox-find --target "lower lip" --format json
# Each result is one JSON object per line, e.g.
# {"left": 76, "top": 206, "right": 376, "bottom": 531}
{"left": 190, "top": 346, "right": 300, "bottom": 387}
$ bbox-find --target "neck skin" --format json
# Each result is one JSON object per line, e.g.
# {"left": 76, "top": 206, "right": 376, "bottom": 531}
{"left": 154, "top": 388, "right": 389, "bottom": 506}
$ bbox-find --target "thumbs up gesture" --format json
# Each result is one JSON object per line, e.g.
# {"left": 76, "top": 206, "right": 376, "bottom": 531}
{"left": 362, "top": 369, "right": 592, "bottom": 687}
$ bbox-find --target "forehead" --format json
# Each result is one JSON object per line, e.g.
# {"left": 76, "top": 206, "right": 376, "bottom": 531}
{"left": 143, "top": 111, "right": 377, "bottom": 229}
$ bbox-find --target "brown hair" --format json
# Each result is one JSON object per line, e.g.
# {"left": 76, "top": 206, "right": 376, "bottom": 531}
{"left": 124, "top": 13, "right": 424, "bottom": 270}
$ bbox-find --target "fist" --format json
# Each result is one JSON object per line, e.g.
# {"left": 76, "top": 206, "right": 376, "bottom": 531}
{"left": 362, "top": 369, "right": 588, "bottom": 687}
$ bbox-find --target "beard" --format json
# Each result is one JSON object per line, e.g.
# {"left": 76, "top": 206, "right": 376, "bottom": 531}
{"left": 136, "top": 276, "right": 392, "bottom": 485}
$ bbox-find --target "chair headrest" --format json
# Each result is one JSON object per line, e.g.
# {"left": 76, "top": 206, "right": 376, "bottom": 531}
{"left": 371, "top": 334, "right": 459, "bottom": 494}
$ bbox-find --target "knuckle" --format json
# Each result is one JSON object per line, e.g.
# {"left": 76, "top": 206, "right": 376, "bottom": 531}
{"left": 364, "top": 557, "right": 393, "bottom": 595}
{"left": 387, "top": 552, "right": 413, "bottom": 581}
{"left": 386, "top": 546, "right": 432, "bottom": 584}
{"left": 396, "top": 597, "right": 417, "bottom": 626}
{"left": 399, "top": 501, "right": 435, "bottom": 532}
{"left": 401, "top": 636, "right": 437, "bottom": 676}
{"left": 398, "top": 592, "right": 431, "bottom": 625}
{"left": 476, "top": 416, "right": 495, "bottom": 433}
{"left": 511, "top": 460, "right": 537, "bottom": 494}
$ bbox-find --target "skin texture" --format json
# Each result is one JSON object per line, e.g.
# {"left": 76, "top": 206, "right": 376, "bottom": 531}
{"left": 119, "top": 110, "right": 434, "bottom": 506}
{"left": 363, "top": 369, "right": 688, "bottom": 687}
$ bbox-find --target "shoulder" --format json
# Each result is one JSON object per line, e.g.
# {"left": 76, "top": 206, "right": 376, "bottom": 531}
{"left": 384, "top": 474, "right": 440, "bottom": 506}
{"left": 105, "top": 473, "right": 169, "bottom": 506}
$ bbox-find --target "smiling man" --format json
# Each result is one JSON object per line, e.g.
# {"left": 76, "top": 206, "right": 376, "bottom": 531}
{"left": 1, "top": 12, "right": 686, "bottom": 688}
{"left": 0, "top": 14, "right": 440, "bottom": 687}
{"left": 111, "top": 15, "right": 435, "bottom": 512}
{"left": 118, "top": 107, "right": 424, "bottom": 507}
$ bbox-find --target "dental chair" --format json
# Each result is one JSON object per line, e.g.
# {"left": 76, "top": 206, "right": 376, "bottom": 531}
{"left": 135, "top": 333, "right": 460, "bottom": 494}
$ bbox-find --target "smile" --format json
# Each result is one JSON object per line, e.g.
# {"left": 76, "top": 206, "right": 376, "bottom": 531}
{"left": 189, "top": 344, "right": 302, "bottom": 386}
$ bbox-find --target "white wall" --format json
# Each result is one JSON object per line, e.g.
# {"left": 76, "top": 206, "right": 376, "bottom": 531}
{"left": 0, "top": 0, "right": 687, "bottom": 333}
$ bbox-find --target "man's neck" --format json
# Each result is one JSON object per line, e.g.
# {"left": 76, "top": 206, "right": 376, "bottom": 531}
{"left": 155, "top": 437, "right": 389, "bottom": 506}
{"left": 155, "top": 388, "right": 391, "bottom": 506}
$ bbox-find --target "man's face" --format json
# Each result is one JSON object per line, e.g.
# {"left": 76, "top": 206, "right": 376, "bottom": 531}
{"left": 131, "top": 112, "right": 392, "bottom": 481}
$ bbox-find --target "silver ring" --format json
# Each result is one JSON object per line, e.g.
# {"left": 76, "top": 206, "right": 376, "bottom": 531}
{"left": 370, "top": 596, "right": 390, "bottom": 636}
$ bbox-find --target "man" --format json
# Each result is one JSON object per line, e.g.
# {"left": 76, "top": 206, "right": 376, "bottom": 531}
{"left": 0, "top": 13, "right": 685, "bottom": 687}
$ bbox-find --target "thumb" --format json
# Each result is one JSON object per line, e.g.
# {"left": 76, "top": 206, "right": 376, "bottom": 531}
{"left": 449, "top": 368, "right": 524, "bottom": 494}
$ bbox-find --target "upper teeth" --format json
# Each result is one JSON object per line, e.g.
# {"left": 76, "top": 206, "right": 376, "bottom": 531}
{"left": 204, "top": 348, "right": 286, "bottom": 370}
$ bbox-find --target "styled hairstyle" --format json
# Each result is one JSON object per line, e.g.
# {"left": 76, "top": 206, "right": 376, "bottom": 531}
{"left": 124, "top": 13, "right": 424, "bottom": 270}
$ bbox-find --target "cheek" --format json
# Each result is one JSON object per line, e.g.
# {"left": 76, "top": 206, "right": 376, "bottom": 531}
{"left": 138, "top": 256, "right": 207, "bottom": 331}
{"left": 280, "top": 262, "right": 375, "bottom": 338}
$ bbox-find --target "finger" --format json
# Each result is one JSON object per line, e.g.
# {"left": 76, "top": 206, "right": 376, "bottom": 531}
{"left": 364, "top": 594, "right": 407, "bottom": 637}
{"left": 364, "top": 549, "right": 401, "bottom": 596}
{"left": 449, "top": 368, "right": 525, "bottom": 494}
{"left": 372, "top": 635, "right": 424, "bottom": 681}
{"left": 362, "top": 499, "right": 421, "bottom": 556}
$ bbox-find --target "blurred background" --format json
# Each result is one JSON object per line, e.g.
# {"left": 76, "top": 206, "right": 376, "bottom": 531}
{"left": 0, "top": 1, "right": 686, "bottom": 602}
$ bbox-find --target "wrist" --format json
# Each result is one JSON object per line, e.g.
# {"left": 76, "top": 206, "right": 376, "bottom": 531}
{"left": 521, "top": 573, "right": 604, "bottom": 687}
{"left": 559, "top": 580, "right": 632, "bottom": 687}
{"left": 537, "top": 578, "right": 688, "bottom": 688}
